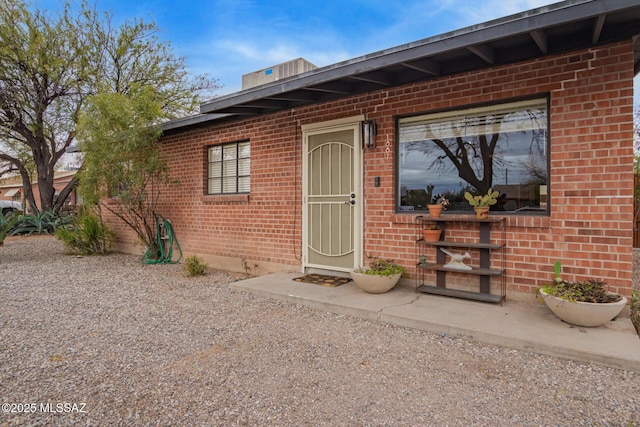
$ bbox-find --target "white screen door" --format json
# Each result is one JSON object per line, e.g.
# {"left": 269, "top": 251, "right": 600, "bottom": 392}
{"left": 303, "top": 123, "right": 362, "bottom": 272}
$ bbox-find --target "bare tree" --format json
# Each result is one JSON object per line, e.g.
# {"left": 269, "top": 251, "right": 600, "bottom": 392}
{"left": 0, "top": 1, "right": 217, "bottom": 213}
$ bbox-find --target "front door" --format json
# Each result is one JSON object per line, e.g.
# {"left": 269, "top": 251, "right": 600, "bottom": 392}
{"left": 303, "top": 122, "right": 362, "bottom": 272}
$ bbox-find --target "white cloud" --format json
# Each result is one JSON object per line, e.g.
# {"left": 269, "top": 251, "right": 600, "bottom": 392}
{"left": 336, "top": 0, "right": 560, "bottom": 59}
{"left": 185, "top": 0, "right": 640, "bottom": 101}
{"left": 446, "top": 0, "right": 558, "bottom": 25}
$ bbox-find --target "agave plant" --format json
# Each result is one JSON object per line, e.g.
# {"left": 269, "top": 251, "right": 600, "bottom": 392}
{"left": 0, "top": 212, "right": 20, "bottom": 245}
{"left": 10, "top": 211, "right": 73, "bottom": 236}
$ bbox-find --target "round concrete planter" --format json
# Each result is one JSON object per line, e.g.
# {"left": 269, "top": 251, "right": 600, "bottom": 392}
{"left": 539, "top": 288, "right": 627, "bottom": 327}
{"left": 350, "top": 269, "right": 402, "bottom": 294}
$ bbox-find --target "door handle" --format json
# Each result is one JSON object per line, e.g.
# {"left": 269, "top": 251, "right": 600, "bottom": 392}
{"left": 344, "top": 200, "right": 355, "bottom": 205}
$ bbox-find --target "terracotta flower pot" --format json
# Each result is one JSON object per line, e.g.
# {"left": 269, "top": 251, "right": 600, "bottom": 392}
{"left": 422, "top": 229, "right": 441, "bottom": 242}
{"left": 428, "top": 204, "right": 442, "bottom": 218}
{"left": 474, "top": 206, "right": 489, "bottom": 219}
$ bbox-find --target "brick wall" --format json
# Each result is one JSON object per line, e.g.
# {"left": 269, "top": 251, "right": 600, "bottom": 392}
{"left": 110, "top": 40, "right": 635, "bottom": 301}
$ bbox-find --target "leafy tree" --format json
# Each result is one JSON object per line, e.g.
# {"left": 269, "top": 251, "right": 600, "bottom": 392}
{"left": 0, "top": 0, "right": 217, "bottom": 213}
{"left": 77, "top": 88, "right": 170, "bottom": 247}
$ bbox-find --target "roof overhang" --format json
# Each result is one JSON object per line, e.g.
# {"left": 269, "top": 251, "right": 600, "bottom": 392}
{"left": 161, "top": 113, "right": 230, "bottom": 131}
{"left": 164, "top": 0, "right": 640, "bottom": 132}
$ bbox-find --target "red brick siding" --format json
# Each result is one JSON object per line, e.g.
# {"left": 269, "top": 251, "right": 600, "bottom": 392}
{"left": 109, "top": 40, "right": 635, "bottom": 299}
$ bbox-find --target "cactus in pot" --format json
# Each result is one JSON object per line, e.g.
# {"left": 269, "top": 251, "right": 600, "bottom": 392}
{"left": 464, "top": 188, "right": 499, "bottom": 218}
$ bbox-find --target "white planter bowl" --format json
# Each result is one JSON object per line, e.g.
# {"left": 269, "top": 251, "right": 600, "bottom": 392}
{"left": 350, "top": 269, "right": 401, "bottom": 294}
{"left": 539, "top": 288, "right": 627, "bottom": 327}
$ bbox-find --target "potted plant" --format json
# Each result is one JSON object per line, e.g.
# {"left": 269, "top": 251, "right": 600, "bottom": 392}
{"left": 428, "top": 195, "right": 449, "bottom": 218}
{"left": 538, "top": 261, "right": 627, "bottom": 327}
{"left": 422, "top": 224, "right": 441, "bottom": 242}
{"left": 464, "top": 188, "right": 499, "bottom": 218}
{"left": 350, "top": 258, "right": 406, "bottom": 294}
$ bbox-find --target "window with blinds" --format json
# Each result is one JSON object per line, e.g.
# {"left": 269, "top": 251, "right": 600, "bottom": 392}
{"left": 397, "top": 97, "right": 549, "bottom": 214}
{"left": 207, "top": 141, "right": 250, "bottom": 195}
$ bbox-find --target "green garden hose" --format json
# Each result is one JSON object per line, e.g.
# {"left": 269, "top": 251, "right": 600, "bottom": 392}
{"left": 143, "top": 215, "right": 182, "bottom": 264}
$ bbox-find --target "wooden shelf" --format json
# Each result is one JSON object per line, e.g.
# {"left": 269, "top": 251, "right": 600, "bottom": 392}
{"left": 417, "top": 239, "right": 502, "bottom": 250}
{"left": 417, "top": 285, "right": 504, "bottom": 304}
{"left": 419, "top": 214, "right": 504, "bottom": 223}
{"left": 417, "top": 263, "right": 502, "bottom": 276}
{"left": 415, "top": 215, "right": 506, "bottom": 304}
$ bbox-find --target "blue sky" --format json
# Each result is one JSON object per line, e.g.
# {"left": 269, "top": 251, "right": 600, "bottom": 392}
{"left": 33, "top": 0, "right": 639, "bottom": 103}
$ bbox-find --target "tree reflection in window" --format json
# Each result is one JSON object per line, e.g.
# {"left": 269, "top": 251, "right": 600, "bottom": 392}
{"left": 398, "top": 98, "right": 548, "bottom": 214}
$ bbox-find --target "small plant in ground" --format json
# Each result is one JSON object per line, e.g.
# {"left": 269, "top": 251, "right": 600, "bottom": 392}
{"left": 241, "top": 257, "right": 259, "bottom": 278}
{"left": 184, "top": 255, "right": 208, "bottom": 277}
{"left": 56, "top": 208, "right": 114, "bottom": 255}
{"left": 363, "top": 259, "right": 406, "bottom": 277}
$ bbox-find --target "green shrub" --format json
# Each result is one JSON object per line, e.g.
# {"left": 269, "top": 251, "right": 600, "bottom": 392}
{"left": 184, "top": 255, "right": 207, "bottom": 277}
{"left": 56, "top": 209, "right": 114, "bottom": 255}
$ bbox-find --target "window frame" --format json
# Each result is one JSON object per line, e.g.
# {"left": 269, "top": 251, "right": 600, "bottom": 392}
{"left": 206, "top": 140, "right": 251, "bottom": 195}
{"left": 395, "top": 95, "right": 551, "bottom": 216}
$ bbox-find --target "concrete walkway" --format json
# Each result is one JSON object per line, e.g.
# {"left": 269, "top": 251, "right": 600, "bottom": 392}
{"left": 230, "top": 272, "right": 640, "bottom": 372}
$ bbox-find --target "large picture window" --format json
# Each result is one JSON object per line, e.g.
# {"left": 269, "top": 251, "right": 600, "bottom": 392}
{"left": 207, "top": 141, "right": 250, "bottom": 194}
{"left": 398, "top": 98, "right": 549, "bottom": 214}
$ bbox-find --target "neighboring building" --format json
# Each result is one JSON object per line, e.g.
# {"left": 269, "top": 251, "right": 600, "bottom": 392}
{"left": 0, "top": 170, "right": 79, "bottom": 212}
{"left": 241, "top": 58, "right": 317, "bottom": 90}
{"left": 110, "top": 1, "right": 640, "bottom": 303}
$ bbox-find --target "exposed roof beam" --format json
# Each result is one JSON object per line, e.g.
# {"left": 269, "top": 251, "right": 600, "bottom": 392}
{"left": 401, "top": 57, "right": 441, "bottom": 76}
{"left": 305, "top": 81, "right": 354, "bottom": 94}
{"left": 467, "top": 44, "right": 495, "bottom": 64}
{"left": 349, "top": 70, "right": 394, "bottom": 86}
{"left": 238, "top": 99, "right": 287, "bottom": 109}
{"left": 213, "top": 106, "right": 266, "bottom": 115}
{"left": 161, "top": 113, "right": 229, "bottom": 131}
{"left": 592, "top": 14, "right": 606, "bottom": 44}
{"left": 265, "top": 92, "right": 318, "bottom": 102}
{"left": 529, "top": 29, "right": 548, "bottom": 53}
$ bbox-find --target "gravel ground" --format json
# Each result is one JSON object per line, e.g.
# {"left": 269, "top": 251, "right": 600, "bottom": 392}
{"left": 1, "top": 237, "right": 639, "bottom": 427}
